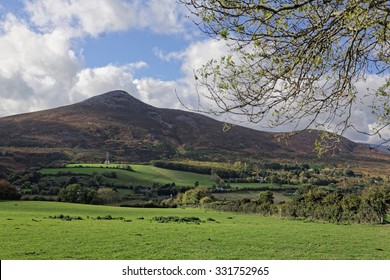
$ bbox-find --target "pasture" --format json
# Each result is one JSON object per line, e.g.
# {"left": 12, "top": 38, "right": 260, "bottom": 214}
{"left": 39, "top": 164, "right": 300, "bottom": 191}
{"left": 40, "top": 164, "right": 215, "bottom": 187}
{"left": 1, "top": 201, "right": 389, "bottom": 260}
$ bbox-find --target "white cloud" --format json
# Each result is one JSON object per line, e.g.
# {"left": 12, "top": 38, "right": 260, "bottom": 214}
{"left": 70, "top": 63, "right": 145, "bottom": 102}
{"left": 131, "top": 37, "right": 231, "bottom": 113}
{"left": 179, "top": 39, "right": 230, "bottom": 76}
{"left": 162, "top": 39, "right": 232, "bottom": 111}
{"left": 153, "top": 47, "right": 184, "bottom": 62}
{"left": 134, "top": 78, "right": 180, "bottom": 108}
{"left": 25, "top": 0, "right": 136, "bottom": 36}
{"left": 349, "top": 74, "right": 390, "bottom": 144}
{"left": 136, "top": 0, "right": 187, "bottom": 34}
{"left": 0, "top": 13, "right": 81, "bottom": 113}
{"left": 24, "top": 0, "right": 186, "bottom": 37}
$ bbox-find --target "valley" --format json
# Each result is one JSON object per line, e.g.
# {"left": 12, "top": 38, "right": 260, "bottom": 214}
{"left": 11, "top": 159, "right": 373, "bottom": 206}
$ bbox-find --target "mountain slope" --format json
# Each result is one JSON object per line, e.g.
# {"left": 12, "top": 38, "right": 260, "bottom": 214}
{"left": 0, "top": 90, "right": 388, "bottom": 172}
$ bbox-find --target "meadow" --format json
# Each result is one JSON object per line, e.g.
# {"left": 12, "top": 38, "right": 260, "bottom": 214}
{"left": 40, "top": 164, "right": 216, "bottom": 187}
{"left": 39, "top": 164, "right": 299, "bottom": 190}
{"left": 1, "top": 201, "right": 389, "bottom": 260}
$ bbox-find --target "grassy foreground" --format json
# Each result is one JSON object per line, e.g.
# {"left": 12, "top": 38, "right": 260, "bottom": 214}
{"left": 1, "top": 201, "right": 389, "bottom": 260}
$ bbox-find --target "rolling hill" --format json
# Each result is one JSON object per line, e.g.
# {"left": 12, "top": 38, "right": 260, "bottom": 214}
{"left": 0, "top": 90, "right": 388, "bottom": 173}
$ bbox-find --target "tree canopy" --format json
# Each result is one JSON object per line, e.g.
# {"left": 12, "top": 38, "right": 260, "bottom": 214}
{"left": 179, "top": 0, "right": 389, "bottom": 150}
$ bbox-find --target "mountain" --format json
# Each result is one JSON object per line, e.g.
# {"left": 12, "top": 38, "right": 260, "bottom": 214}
{"left": 374, "top": 145, "right": 390, "bottom": 155}
{"left": 0, "top": 90, "right": 388, "bottom": 173}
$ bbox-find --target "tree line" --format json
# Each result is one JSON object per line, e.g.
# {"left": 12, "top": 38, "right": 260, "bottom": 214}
{"left": 57, "top": 184, "right": 118, "bottom": 205}
{"left": 281, "top": 186, "right": 390, "bottom": 224}
{"left": 163, "top": 185, "right": 390, "bottom": 224}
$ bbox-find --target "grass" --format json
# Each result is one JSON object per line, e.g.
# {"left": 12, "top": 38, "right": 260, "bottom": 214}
{"left": 66, "top": 163, "right": 132, "bottom": 168}
{"left": 39, "top": 165, "right": 214, "bottom": 187}
{"left": 39, "top": 164, "right": 304, "bottom": 191}
{"left": 1, "top": 201, "right": 390, "bottom": 260}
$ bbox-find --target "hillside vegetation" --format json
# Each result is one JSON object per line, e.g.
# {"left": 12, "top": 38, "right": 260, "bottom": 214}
{"left": 1, "top": 91, "right": 389, "bottom": 175}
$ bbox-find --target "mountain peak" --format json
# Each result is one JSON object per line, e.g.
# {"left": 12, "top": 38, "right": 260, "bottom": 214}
{"left": 80, "top": 90, "right": 149, "bottom": 110}
{"left": 101, "top": 90, "right": 132, "bottom": 99}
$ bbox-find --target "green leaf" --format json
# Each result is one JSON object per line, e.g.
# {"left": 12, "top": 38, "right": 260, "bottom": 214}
{"left": 220, "top": 29, "right": 228, "bottom": 39}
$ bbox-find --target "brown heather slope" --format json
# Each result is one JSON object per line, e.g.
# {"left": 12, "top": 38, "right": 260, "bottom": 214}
{"left": 0, "top": 90, "right": 388, "bottom": 174}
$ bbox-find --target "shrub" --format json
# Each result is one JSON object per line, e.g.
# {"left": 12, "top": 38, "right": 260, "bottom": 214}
{"left": 47, "top": 215, "right": 83, "bottom": 221}
{"left": 199, "top": 196, "right": 214, "bottom": 205}
{"left": 93, "top": 215, "right": 125, "bottom": 220}
{"left": 151, "top": 216, "right": 202, "bottom": 224}
{"left": 58, "top": 184, "right": 83, "bottom": 203}
{"left": 95, "top": 188, "right": 118, "bottom": 205}
{"left": 0, "top": 179, "right": 21, "bottom": 200}
{"left": 256, "top": 191, "right": 274, "bottom": 204}
{"left": 359, "top": 186, "right": 390, "bottom": 224}
{"left": 281, "top": 186, "right": 390, "bottom": 224}
{"left": 160, "top": 198, "right": 177, "bottom": 208}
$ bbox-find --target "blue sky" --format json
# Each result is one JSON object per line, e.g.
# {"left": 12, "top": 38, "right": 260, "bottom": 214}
{"left": 0, "top": 0, "right": 388, "bottom": 145}
{"left": 82, "top": 27, "right": 189, "bottom": 80}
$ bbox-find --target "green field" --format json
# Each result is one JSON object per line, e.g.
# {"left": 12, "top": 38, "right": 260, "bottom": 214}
{"left": 40, "top": 164, "right": 215, "bottom": 187}
{"left": 1, "top": 201, "right": 389, "bottom": 260}
{"left": 39, "top": 164, "right": 301, "bottom": 190}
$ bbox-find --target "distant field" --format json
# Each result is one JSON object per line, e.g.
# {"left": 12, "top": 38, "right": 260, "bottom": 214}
{"left": 40, "top": 164, "right": 214, "bottom": 187}
{"left": 1, "top": 201, "right": 389, "bottom": 260}
{"left": 39, "top": 164, "right": 302, "bottom": 190}
{"left": 66, "top": 163, "right": 132, "bottom": 168}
